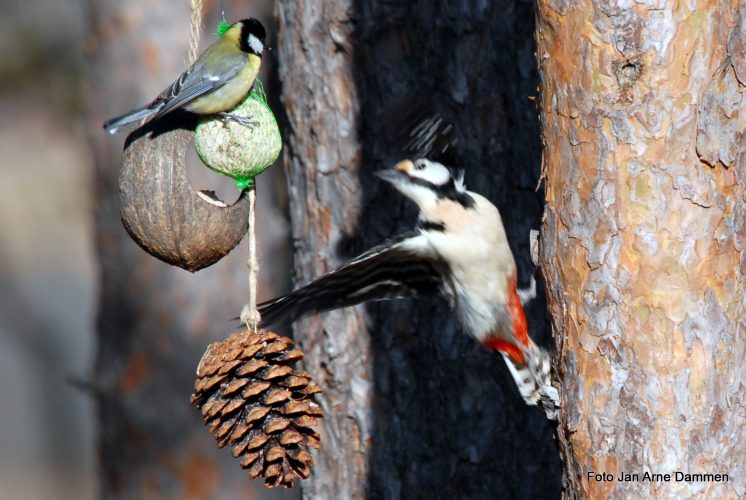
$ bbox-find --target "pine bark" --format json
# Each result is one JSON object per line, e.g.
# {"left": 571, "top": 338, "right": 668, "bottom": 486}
{"left": 536, "top": 1, "right": 746, "bottom": 497}
{"left": 276, "top": 0, "right": 560, "bottom": 497}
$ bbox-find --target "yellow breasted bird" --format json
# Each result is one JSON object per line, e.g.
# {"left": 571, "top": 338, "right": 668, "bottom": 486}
{"left": 104, "top": 18, "right": 267, "bottom": 134}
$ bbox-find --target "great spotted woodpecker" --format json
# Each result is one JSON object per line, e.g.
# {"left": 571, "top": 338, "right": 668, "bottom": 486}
{"left": 258, "top": 158, "right": 559, "bottom": 418}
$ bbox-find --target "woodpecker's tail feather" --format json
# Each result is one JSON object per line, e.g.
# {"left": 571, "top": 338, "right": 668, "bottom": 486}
{"left": 501, "top": 342, "right": 559, "bottom": 420}
{"left": 103, "top": 105, "right": 160, "bottom": 134}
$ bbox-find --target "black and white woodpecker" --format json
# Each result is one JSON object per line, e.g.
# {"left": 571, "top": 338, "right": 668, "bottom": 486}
{"left": 258, "top": 158, "right": 559, "bottom": 418}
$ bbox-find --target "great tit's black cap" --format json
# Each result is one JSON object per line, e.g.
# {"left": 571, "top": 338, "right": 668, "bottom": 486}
{"left": 238, "top": 18, "right": 267, "bottom": 54}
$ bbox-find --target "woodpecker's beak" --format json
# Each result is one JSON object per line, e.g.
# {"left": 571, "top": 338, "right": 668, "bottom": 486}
{"left": 394, "top": 159, "right": 414, "bottom": 174}
{"left": 375, "top": 160, "right": 413, "bottom": 185}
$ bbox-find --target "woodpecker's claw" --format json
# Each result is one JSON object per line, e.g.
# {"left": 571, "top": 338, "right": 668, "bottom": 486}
{"left": 539, "top": 384, "right": 560, "bottom": 421}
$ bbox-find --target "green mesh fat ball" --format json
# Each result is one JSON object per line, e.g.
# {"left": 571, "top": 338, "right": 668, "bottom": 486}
{"left": 194, "top": 80, "right": 282, "bottom": 190}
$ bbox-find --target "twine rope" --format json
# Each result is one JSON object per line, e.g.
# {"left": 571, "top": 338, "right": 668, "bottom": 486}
{"left": 240, "top": 188, "right": 261, "bottom": 332}
{"left": 188, "top": 0, "right": 203, "bottom": 64}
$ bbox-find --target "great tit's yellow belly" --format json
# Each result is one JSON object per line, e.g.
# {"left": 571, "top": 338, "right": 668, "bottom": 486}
{"left": 185, "top": 55, "right": 261, "bottom": 114}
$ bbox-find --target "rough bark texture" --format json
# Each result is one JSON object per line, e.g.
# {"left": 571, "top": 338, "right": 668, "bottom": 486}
{"left": 86, "top": 1, "right": 291, "bottom": 498}
{"left": 536, "top": 1, "right": 745, "bottom": 497}
{"left": 276, "top": 0, "right": 560, "bottom": 497}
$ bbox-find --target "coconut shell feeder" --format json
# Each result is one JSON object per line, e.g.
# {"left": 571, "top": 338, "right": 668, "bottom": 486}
{"left": 120, "top": 115, "right": 251, "bottom": 272}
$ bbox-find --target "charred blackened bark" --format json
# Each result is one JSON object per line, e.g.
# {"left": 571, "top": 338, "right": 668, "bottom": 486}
{"left": 276, "top": 0, "right": 561, "bottom": 497}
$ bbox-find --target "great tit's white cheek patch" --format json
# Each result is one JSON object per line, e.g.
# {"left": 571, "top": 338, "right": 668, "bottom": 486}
{"left": 248, "top": 34, "right": 264, "bottom": 55}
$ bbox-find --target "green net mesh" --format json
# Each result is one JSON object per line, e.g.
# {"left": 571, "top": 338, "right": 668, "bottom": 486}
{"left": 194, "top": 79, "right": 282, "bottom": 190}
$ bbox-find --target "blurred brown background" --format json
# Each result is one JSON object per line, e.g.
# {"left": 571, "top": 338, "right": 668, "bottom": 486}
{"left": 0, "top": 0, "right": 292, "bottom": 498}
{"left": 0, "top": 0, "right": 95, "bottom": 497}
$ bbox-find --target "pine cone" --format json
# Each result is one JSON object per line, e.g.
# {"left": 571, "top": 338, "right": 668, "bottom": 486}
{"left": 191, "top": 330, "right": 323, "bottom": 488}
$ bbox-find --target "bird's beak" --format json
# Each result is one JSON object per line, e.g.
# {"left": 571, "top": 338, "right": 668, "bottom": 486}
{"left": 375, "top": 159, "right": 413, "bottom": 184}
{"left": 394, "top": 159, "right": 414, "bottom": 174}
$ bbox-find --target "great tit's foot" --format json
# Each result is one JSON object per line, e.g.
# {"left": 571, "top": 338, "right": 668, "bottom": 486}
{"left": 218, "top": 112, "right": 258, "bottom": 131}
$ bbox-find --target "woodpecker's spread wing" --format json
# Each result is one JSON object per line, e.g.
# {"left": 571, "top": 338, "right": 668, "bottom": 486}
{"left": 258, "top": 233, "right": 447, "bottom": 327}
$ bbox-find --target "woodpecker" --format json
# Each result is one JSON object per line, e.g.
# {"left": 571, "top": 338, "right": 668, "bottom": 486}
{"left": 258, "top": 159, "right": 559, "bottom": 418}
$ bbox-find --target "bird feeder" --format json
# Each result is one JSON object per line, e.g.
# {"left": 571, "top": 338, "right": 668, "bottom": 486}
{"left": 119, "top": 114, "right": 250, "bottom": 272}
{"left": 194, "top": 80, "right": 282, "bottom": 190}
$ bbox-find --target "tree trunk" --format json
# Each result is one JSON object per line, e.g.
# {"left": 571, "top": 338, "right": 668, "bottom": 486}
{"left": 276, "top": 0, "right": 560, "bottom": 497}
{"left": 536, "top": 1, "right": 745, "bottom": 497}
{"left": 86, "top": 1, "right": 289, "bottom": 497}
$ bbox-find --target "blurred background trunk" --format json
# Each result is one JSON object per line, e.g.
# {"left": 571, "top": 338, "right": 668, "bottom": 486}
{"left": 536, "top": 1, "right": 745, "bottom": 497}
{"left": 276, "top": 0, "right": 559, "bottom": 497}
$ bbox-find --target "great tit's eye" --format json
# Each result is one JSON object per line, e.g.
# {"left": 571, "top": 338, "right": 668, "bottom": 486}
{"left": 415, "top": 161, "right": 426, "bottom": 170}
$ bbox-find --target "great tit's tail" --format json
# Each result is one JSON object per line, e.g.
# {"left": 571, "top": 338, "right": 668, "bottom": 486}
{"left": 103, "top": 105, "right": 160, "bottom": 134}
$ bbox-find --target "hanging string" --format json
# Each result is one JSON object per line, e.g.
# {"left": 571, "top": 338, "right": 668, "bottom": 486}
{"left": 220, "top": 0, "right": 227, "bottom": 24}
{"left": 188, "top": 0, "right": 260, "bottom": 332}
{"left": 240, "top": 188, "right": 261, "bottom": 332}
{"left": 188, "top": 0, "right": 204, "bottom": 64}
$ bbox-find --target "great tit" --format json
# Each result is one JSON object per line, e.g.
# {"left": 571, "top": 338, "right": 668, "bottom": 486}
{"left": 104, "top": 18, "right": 267, "bottom": 134}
